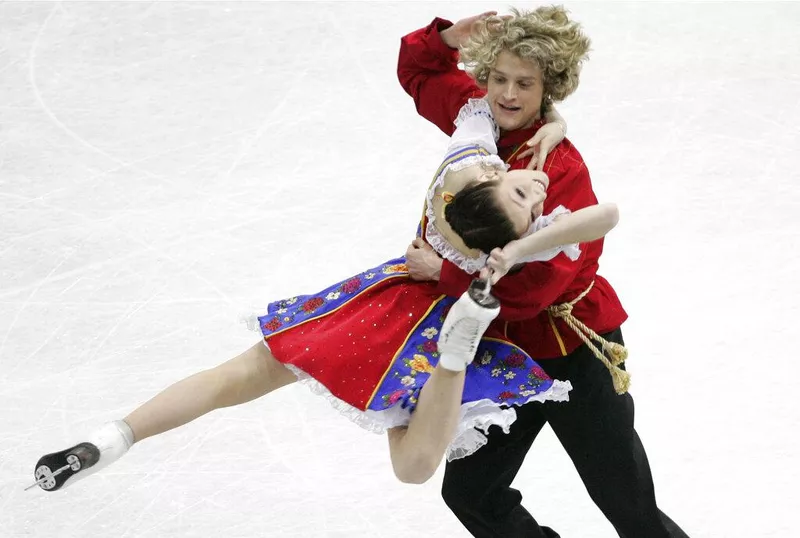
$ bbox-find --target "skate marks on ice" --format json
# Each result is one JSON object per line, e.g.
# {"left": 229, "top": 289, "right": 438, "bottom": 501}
{"left": 1, "top": 2, "right": 799, "bottom": 537}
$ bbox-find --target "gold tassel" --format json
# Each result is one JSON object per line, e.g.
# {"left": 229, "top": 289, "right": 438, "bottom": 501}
{"left": 610, "top": 365, "right": 631, "bottom": 395}
{"left": 605, "top": 342, "right": 628, "bottom": 366}
{"left": 547, "top": 280, "right": 632, "bottom": 394}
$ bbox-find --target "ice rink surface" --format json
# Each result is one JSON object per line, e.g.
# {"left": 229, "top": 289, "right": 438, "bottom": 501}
{"left": 1, "top": 1, "right": 799, "bottom": 536}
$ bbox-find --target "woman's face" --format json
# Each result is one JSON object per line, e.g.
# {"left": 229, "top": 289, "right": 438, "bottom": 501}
{"left": 476, "top": 169, "right": 548, "bottom": 235}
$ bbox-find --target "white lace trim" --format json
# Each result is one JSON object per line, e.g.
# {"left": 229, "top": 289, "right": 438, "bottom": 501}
{"left": 425, "top": 220, "right": 487, "bottom": 274}
{"left": 241, "top": 313, "right": 261, "bottom": 332}
{"left": 269, "top": 343, "right": 572, "bottom": 460}
{"left": 283, "top": 362, "right": 410, "bottom": 433}
{"left": 425, "top": 154, "right": 506, "bottom": 274}
{"left": 449, "top": 379, "right": 572, "bottom": 461}
{"left": 448, "top": 153, "right": 506, "bottom": 174}
{"left": 454, "top": 97, "right": 499, "bottom": 140}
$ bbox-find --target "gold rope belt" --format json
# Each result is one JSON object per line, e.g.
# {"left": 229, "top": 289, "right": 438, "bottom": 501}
{"left": 546, "top": 281, "right": 631, "bottom": 394}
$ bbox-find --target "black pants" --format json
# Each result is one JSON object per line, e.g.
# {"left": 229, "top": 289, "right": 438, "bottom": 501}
{"left": 442, "top": 329, "right": 689, "bottom": 538}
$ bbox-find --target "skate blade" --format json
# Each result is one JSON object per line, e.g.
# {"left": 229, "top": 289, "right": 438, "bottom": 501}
{"left": 24, "top": 463, "right": 71, "bottom": 491}
{"left": 25, "top": 452, "right": 83, "bottom": 491}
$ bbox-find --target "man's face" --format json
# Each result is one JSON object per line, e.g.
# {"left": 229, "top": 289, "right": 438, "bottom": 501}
{"left": 486, "top": 50, "right": 545, "bottom": 132}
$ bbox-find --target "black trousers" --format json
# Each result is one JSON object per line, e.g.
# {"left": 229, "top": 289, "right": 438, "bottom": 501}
{"left": 442, "top": 329, "right": 689, "bottom": 538}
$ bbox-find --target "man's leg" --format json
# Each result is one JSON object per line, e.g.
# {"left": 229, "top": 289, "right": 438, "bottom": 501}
{"left": 541, "top": 329, "right": 689, "bottom": 538}
{"left": 441, "top": 403, "right": 559, "bottom": 538}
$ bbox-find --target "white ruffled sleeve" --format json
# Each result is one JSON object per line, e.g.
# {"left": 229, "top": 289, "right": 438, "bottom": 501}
{"left": 423, "top": 98, "right": 507, "bottom": 273}
{"left": 446, "top": 98, "right": 499, "bottom": 155}
{"left": 516, "top": 206, "right": 582, "bottom": 263}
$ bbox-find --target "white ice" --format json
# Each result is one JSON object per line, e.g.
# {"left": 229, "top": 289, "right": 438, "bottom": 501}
{"left": 1, "top": 2, "right": 799, "bottom": 537}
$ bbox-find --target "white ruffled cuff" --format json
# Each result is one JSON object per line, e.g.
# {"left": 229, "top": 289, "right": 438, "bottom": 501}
{"left": 517, "top": 205, "right": 582, "bottom": 263}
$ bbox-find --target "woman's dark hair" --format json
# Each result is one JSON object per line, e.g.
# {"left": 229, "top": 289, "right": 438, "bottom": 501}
{"left": 444, "top": 181, "right": 519, "bottom": 253}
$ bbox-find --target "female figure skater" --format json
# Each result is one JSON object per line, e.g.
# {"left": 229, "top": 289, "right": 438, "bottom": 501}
{"left": 30, "top": 98, "right": 617, "bottom": 491}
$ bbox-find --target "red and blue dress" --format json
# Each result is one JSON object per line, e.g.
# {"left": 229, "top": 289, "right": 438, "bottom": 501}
{"left": 246, "top": 100, "right": 576, "bottom": 460}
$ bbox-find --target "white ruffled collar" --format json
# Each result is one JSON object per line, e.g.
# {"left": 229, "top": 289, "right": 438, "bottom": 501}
{"left": 423, "top": 97, "right": 580, "bottom": 273}
{"left": 424, "top": 151, "right": 506, "bottom": 274}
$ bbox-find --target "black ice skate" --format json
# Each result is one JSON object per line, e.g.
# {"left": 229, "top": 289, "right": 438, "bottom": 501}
{"left": 27, "top": 420, "right": 133, "bottom": 492}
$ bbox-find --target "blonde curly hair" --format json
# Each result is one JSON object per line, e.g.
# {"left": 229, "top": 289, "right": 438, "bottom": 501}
{"left": 459, "top": 6, "right": 591, "bottom": 111}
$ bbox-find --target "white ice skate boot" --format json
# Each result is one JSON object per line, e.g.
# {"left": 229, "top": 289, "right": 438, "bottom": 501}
{"left": 437, "top": 278, "right": 501, "bottom": 372}
{"left": 29, "top": 420, "right": 134, "bottom": 492}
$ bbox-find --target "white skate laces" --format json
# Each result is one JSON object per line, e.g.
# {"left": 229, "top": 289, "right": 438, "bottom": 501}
{"left": 27, "top": 420, "right": 134, "bottom": 492}
{"left": 437, "top": 279, "right": 501, "bottom": 372}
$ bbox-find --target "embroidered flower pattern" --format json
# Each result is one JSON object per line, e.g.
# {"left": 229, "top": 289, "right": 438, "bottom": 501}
{"left": 382, "top": 263, "right": 408, "bottom": 274}
{"left": 421, "top": 327, "right": 438, "bottom": 339}
{"left": 409, "top": 354, "right": 435, "bottom": 374}
{"left": 259, "top": 259, "right": 408, "bottom": 337}
{"left": 468, "top": 342, "right": 552, "bottom": 402}
{"left": 386, "top": 389, "right": 406, "bottom": 406}
{"left": 263, "top": 318, "right": 282, "bottom": 332}
{"left": 255, "top": 258, "right": 558, "bottom": 417}
{"left": 504, "top": 352, "right": 526, "bottom": 368}
{"left": 370, "top": 297, "right": 557, "bottom": 413}
{"left": 340, "top": 277, "right": 362, "bottom": 294}
{"left": 301, "top": 297, "right": 324, "bottom": 313}
{"left": 421, "top": 340, "right": 438, "bottom": 354}
{"left": 529, "top": 365, "right": 547, "bottom": 380}
{"left": 524, "top": 365, "right": 549, "bottom": 391}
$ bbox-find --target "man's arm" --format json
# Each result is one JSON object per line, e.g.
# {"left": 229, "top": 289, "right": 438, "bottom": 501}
{"left": 400, "top": 13, "right": 570, "bottom": 166}
{"left": 398, "top": 17, "right": 483, "bottom": 136}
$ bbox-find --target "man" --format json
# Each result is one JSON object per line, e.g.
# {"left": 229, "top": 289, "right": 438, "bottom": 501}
{"left": 398, "top": 7, "right": 689, "bottom": 538}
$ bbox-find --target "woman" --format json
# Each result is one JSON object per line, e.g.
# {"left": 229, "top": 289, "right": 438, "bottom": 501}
{"left": 30, "top": 100, "right": 615, "bottom": 492}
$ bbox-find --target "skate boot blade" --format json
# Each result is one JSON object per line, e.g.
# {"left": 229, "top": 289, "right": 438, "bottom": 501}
{"left": 29, "top": 443, "right": 100, "bottom": 492}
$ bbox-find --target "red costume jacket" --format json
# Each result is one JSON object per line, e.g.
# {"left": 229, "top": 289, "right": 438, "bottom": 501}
{"left": 398, "top": 18, "right": 628, "bottom": 359}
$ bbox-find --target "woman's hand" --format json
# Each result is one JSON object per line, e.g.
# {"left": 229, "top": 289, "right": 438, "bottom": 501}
{"left": 515, "top": 121, "right": 566, "bottom": 171}
{"left": 481, "top": 241, "right": 524, "bottom": 285}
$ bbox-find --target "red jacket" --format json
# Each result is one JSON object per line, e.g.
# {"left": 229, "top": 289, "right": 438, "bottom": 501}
{"left": 399, "top": 18, "right": 628, "bottom": 359}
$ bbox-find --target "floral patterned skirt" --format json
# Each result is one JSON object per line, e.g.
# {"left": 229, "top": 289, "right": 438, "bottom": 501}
{"left": 249, "top": 257, "right": 571, "bottom": 459}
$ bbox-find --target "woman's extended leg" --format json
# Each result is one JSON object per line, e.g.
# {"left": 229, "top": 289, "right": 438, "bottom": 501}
{"left": 32, "top": 341, "right": 295, "bottom": 491}
{"left": 126, "top": 340, "right": 296, "bottom": 442}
